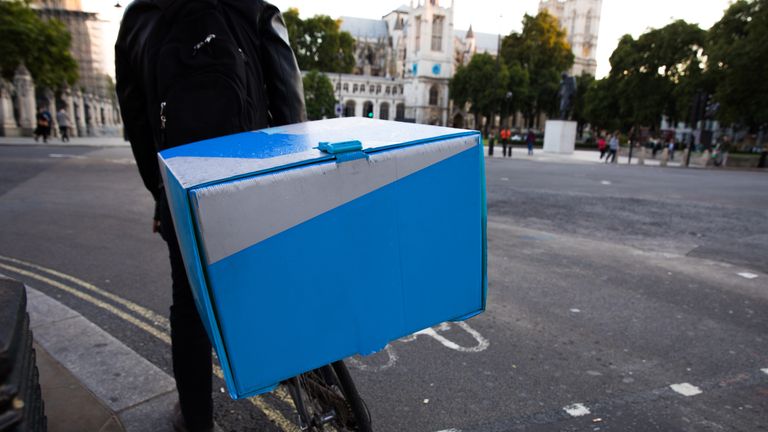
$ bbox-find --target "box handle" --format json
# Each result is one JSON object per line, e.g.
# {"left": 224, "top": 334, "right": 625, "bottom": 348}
{"left": 317, "top": 140, "right": 363, "bottom": 154}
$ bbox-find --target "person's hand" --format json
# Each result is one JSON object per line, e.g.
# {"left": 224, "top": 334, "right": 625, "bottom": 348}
{"left": 152, "top": 218, "right": 161, "bottom": 233}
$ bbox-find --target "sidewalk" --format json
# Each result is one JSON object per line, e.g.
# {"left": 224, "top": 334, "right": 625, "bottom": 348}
{"left": 0, "top": 136, "right": 128, "bottom": 147}
{"left": 486, "top": 146, "right": 685, "bottom": 167}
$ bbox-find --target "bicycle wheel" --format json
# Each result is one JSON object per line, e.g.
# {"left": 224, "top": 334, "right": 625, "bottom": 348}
{"left": 283, "top": 361, "right": 372, "bottom": 432}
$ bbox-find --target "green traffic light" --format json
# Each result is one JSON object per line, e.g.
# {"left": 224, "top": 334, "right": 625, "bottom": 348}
{"left": 368, "top": 112, "right": 373, "bottom": 118}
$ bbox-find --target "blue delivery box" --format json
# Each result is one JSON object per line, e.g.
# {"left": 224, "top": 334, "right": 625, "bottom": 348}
{"left": 159, "top": 117, "right": 487, "bottom": 399}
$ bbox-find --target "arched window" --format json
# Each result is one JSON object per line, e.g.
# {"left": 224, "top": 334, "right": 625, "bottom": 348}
{"left": 429, "top": 85, "right": 439, "bottom": 106}
{"left": 363, "top": 101, "right": 374, "bottom": 118}
{"left": 380, "top": 103, "right": 390, "bottom": 120}
{"left": 344, "top": 100, "right": 356, "bottom": 117}
{"left": 395, "top": 103, "right": 405, "bottom": 120}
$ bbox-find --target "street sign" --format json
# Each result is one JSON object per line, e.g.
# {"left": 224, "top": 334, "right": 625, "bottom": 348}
{"left": 335, "top": 104, "right": 343, "bottom": 116}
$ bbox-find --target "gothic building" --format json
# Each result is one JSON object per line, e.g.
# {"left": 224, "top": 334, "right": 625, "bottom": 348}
{"left": 538, "top": 0, "right": 602, "bottom": 76}
{"left": 332, "top": 0, "right": 497, "bottom": 127}
{"left": 0, "top": 0, "right": 121, "bottom": 137}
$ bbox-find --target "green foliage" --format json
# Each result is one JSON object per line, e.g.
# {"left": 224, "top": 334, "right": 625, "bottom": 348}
{"left": 283, "top": 8, "right": 355, "bottom": 73}
{"left": 302, "top": 70, "right": 336, "bottom": 120}
{"left": 585, "top": 20, "right": 706, "bottom": 131}
{"left": 706, "top": 0, "right": 768, "bottom": 127}
{"left": 500, "top": 11, "right": 574, "bottom": 122}
{"left": 449, "top": 53, "right": 510, "bottom": 131}
{"left": 0, "top": 0, "right": 78, "bottom": 88}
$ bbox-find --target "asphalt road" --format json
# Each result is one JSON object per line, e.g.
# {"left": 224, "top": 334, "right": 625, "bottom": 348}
{"left": 0, "top": 144, "right": 766, "bottom": 432}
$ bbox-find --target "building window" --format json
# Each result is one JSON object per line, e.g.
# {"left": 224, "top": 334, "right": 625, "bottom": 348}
{"left": 585, "top": 10, "right": 592, "bottom": 36}
{"left": 353, "top": 83, "right": 358, "bottom": 93}
{"left": 343, "top": 83, "right": 349, "bottom": 92}
{"left": 363, "top": 101, "right": 374, "bottom": 118}
{"left": 385, "top": 86, "right": 391, "bottom": 95}
{"left": 380, "top": 103, "right": 390, "bottom": 120}
{"left": 369, "top": 85, "right": 375, "bottom": 93}
{"left": 431, "top": 15, "right": 444, "bottom": 52}
{"left": 429, "top": 85, "right": 439, "bottom": 106}
{"left": 415, "top": 16, "right": 421, "bottom": 53}
{"left": 395, "top": 103, "right": 405, "bottom": 120}
{"left": 376, "top": 85, "right": 381, "bottom": 94}
{"left": 344, "top": 100, "right": 356, "bottom": 117}
{"left": 336, "top": 82, "right": 341, "bottom": 91}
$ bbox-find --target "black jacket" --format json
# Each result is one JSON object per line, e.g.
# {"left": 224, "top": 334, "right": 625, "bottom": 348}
{"left": 115, "top": 0, "right": 306, "bottom": 203}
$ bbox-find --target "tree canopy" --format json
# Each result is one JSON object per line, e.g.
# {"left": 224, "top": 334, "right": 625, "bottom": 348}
{"left": 0, "top": 0, "right": 78, "bottom": 88}
{"left": 283, "top": 8, "right": 356, "bottom": 73}
{"left": 302, "top": 70, "right": 336, "bottom": 120}
{"left": 706, "top": 0, "right": 768, "bottom": 127}
{"left": 449, "top": 53, "right": 510, "bottom": 134}
{"left": 500, "top": 11, "right": 574, "bottom": 124}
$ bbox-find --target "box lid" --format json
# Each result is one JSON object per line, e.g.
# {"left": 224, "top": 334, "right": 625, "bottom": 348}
{"left": 159, "top": 117, "right": 477, "bottom": 189}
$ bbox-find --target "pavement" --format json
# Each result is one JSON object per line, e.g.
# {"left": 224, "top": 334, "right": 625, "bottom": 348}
{"left": 0, "top": 138, "right": 768, "bottom": 432}
{"left": 21, "top": 283, "right": 181, "bottom": 432}
{"left": 0, "top": 136, "right": 128, "bottom": 147}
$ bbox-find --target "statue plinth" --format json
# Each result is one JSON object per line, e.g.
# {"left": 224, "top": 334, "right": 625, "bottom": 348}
{"left": 543, "top": 120, "right": 577, "bottom": 154}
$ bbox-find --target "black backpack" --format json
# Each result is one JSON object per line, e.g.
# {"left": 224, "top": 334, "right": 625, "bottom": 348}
{"left": 155, "top": 0, "right": 258, "bottom": 148}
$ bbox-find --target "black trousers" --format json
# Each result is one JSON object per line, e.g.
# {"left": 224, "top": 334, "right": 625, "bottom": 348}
{"left": 159, "top": 195, "right": 214, "bottom": 430}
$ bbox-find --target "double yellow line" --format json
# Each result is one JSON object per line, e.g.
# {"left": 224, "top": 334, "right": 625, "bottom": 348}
{"left": 0, "top": 254, "right": 299, "bottom": 432}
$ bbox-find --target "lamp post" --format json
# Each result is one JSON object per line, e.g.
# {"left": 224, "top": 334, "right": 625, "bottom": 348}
{"left": 337, "top": 51, "right": 344, "bottom": 117}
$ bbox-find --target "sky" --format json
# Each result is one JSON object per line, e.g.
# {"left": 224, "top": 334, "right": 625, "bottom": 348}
{"left": 86, "top": 0, "right": 734, "bottom": 79}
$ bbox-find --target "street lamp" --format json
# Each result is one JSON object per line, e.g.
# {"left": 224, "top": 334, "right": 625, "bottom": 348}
{"left": 337, "top": 51, "right": 344, "bottom": 117}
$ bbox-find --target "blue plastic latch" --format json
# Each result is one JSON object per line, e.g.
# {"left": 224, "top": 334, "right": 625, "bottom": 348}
{"left": 317, "top": 140, "right": 368, "bottom": 163}
{"left": 317, "top": 140, "right": 363, "bottom": 154}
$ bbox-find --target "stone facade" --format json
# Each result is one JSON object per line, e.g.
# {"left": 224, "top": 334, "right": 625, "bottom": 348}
{"left": 539, "top": 0, "right": 602, "bottom": 77}
{"left": 0, "top": 1, "right": 121, "bottom": 137}
{"left": 338, "top": 0, "right": 498, "bottom": 127}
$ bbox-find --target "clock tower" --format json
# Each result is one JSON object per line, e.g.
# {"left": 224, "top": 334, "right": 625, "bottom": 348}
{"left": 403, "top": 0, "right": 454, "bottom": 125}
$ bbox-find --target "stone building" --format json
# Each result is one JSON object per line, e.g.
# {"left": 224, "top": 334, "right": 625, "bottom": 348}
{"left": 0, "top": 0, "right": 121, "bottom": 137}
{"left": 330, "top": 0, "right": 499, "bottom": 128}
{"left": 539, "top": 0, "right": 602, "bottom": 76}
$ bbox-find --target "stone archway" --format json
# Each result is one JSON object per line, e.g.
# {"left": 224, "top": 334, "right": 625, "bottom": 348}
{"left": 452, "top": 113, "right": 464, "bottom": 128}
{"left": 344, "top": 100, "right": 356, "bottom": 117}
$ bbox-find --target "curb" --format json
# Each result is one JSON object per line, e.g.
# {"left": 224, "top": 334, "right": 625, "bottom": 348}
{"left": 24, "top": 285, "right": 179, "bottom": 432}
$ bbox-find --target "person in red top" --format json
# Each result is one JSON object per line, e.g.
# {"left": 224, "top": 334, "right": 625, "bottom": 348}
{"left": 500, "top": 128, "right": 512, "bottom": 157}
{"left": 597, "top": 134, "right": 607, "bottom": 160}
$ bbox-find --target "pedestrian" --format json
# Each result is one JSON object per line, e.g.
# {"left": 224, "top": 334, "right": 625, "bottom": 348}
{"left": 668, "top": 139, "right": 675, "bottom": 161}
{"left": 500, "top": 127, "right": 511, "bottom": 157}
{"left": 116, "top": 1, "right": 306, "bottom": 431}
{"left": 488, "top": 131, "right": 496, "bottom": 156}
{"left": 57, "top": 107, "right": 71, "bottom": 142}
{"left": 34, "top": 107, "right": 52, "bottom": 143}
{"left": 526, "top": 129, "right": 535, "bottom": 156}
{"left": 606, "top": 132, "right": 619, "bottom": 163}
{"left": 597, "top": 135, "right": 607, "bottom": 160}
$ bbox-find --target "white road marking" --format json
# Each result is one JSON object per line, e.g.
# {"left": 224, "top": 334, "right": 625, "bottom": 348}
{"left": 761, "top": 368, "right": 768, "bottom": 375}
{"left": 600, "top": 180, "right": 611, "bottom": 185}
{"left": 435, "top": 429, "right": 461, "bottom": 432}
{"left": 570, "top": 308, "right": 581, "bottom": 313}
{"left": 48, "top": 153, "right": 86, "bottom": 159}
{"left": 670, "top": 383, "right": 702, "bottom": 396}
{"left": 563, "top": 403, "right": 590, "bottom": 417}
{"left": 501, "top": 177, "right": 509, "bottom": 181}
{"left": 737, "top": 272, "right": 758, "bottom": 279}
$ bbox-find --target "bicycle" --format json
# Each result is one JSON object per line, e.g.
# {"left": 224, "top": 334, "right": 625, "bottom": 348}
{"left": 282, "top": 360, "right": 373, "bottom": 431}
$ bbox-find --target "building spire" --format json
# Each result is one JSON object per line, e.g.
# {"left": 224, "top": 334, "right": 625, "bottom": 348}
{"left": 466, "top": 25, "right": 474, "bottom": 39}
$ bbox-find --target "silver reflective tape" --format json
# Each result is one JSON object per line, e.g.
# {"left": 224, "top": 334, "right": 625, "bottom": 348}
{"left": 193, "top": 136, "right": 478, "bottom": 265}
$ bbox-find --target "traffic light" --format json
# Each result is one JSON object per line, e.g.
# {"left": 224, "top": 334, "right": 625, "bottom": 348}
{"left": 368, "top": 112, "right": 374, "bottom": 118}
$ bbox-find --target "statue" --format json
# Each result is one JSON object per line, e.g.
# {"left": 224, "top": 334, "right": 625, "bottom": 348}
{"left": 558, "top": 73, "right": 577, "bottom": 120}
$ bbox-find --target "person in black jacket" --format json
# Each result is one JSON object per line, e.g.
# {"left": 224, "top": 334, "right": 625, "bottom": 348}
{"left": 116, "top": 1, "right": 306, "bottom": 431}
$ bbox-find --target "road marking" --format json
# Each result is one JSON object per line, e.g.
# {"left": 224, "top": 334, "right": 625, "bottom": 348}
{"left": 600, "top": 180, "right": 611, "bottom": 185}
{"left": 1, "top": 259, "right": 298, "bottom": 432}
{"left": 761, "top": 368, "right": 768, "bottom": 375}
{"left": 0, "top": 255, "right": 169, "bottom": 330}
{"left": 0, "top": 262, "right": 172, "bottom": 345}
{"left": 737, "top": 272, "right": 758, "bottom": 279}
{"left": 48, "top": 153, "right": 86, "bottom": 159}
{"left": 563, "top": 403, "right": 590, "bottom": 417}
{"left": 501, "top": 177, "right": 509, "bottom": 181}
{"left": 570, "top": 308, "right": 581, "bottom": 313}
{"left": 670, "top": 383, "right": 702, "bottom": 396}
{"left": 435, "top": 429, "right": 461, "bottom": 432}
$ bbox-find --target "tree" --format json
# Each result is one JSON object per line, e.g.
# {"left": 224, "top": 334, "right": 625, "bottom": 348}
{"left": 706, "top": 0, "right": 768, "bottom": 128}
{"left": 449, "top": 53, "right": 510, "bottom": 135}
{"left": 571, "top": 73, "right": 594, "bottom": 137}
{"left": 0, "top": 0, "right": 78, "bottom": 88}
{"left": 303, "top": 70, "right": 336, "bottom": 120}
{"left": 500, "top": 11, "right": 574, "bottom": 126}
{"left": 593, "top": 20, "right": 706, "bottom": 132}
{"left": 583, "top": 77, "right": 621, "bottom": 133}
{"left": 283, "top": 8, "right": 355, "bottom": 73}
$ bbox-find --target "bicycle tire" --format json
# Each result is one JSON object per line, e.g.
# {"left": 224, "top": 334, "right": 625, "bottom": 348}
{"left": 283, "top": 361, "right": 372, "bottom": 432}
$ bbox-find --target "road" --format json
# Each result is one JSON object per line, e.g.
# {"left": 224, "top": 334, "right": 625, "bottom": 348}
{"left": 0, "top": 144, "right": 766, "bottom": 431}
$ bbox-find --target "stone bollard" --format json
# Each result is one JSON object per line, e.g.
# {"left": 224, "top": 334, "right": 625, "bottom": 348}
{"left": 682, "top": 147, "right": 690, "bottom": 167}
{"left": 661, "top": 148, "right": 669, "bottom": 167}
{"left": 637, "top": 145, "right": 645, "bottom": 166}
